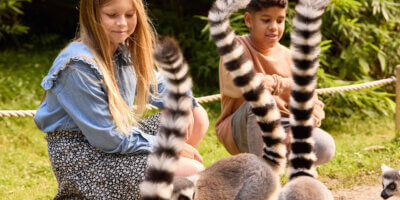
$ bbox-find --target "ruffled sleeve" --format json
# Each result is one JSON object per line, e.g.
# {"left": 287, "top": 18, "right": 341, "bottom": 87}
{"left": 41, "top": 56, "right": 103, "bottom": 91}
{"left": 49, "top": 59, "right": 156, "bottom": 154}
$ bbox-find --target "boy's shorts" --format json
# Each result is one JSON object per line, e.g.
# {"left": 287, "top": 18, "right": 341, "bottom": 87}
{"left": 231, "top": 102, "right": 335, "bottom": 165}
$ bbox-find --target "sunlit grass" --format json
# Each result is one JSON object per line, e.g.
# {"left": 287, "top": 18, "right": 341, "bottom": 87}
{"left": 0, "top": 118, "right": 57, "bottom": 199}
{"left": 318, "top": 115, "right": 397, "bottom": 189}
{"left": 0, "top": 49, "right": 398, "bottom": 199}
{"left": 0, "top": 49, "right": 58, "bottom": 110}
{"left": 197, "top": 102, "right": 230, "bottom": 167}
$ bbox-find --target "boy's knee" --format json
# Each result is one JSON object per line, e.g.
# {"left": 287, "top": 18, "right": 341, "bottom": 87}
{"left": 313, "top": 129, "right": 335, "bottom": 166}
{"left": 243, "top": 102, "right": 254, "bottom": 116}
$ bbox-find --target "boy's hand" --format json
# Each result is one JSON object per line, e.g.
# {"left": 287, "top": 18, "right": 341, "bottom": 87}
{"left": 259, "top": 73, "right": 275, "bottom": 94}
{"left": 180, "top": 142, "right": 203, "bottom": 163}
{"left": 312, "top": 95, "right": 325, "bottom": 127}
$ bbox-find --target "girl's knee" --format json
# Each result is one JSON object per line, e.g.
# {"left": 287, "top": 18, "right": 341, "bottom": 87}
{"left": 193, "top": 106, "right": 209, "bottom": 128}
{"left": 175, "top": 157, "right": 205, "bottom": 177}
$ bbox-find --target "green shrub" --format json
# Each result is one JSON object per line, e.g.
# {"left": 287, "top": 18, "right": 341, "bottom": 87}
{"left": 0, "top": 0, "right": 31, "bottom": 39}
{"left": 199, "top": 0, "right": 399, "bottom": 118}
{"left": 1, "top": 0, "right": 398, "bottom": 118}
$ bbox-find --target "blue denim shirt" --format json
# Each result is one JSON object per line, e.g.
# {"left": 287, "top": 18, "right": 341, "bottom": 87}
{"left": 34, "top": 42, "right": 198, "bottom": 154}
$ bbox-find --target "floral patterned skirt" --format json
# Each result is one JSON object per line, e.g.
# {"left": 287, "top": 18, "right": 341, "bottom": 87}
{"left": 45, "top": 113, "right": 161, "bottom": 200}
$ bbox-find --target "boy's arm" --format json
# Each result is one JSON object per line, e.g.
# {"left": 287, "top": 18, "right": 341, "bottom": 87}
{"left": 223, "top": 61, "right": 294, "bottom": 99}
{"left": 260, "top": 73, "right": 325, "bottom": 127}
{"left": 260, "top": 73, "right": 293, "bottom": 97}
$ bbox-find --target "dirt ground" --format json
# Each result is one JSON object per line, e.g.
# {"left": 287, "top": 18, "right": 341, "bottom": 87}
{"left": 332, "top": 184, "right": 400, "bottom": 200}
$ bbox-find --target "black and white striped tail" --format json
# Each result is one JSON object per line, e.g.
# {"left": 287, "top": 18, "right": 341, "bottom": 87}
{"left": 208, "top": 0, "right": 287, "bottom": 174}
{"left": 140, "top": 37, "right": 193, "bottom": 200}
{"left": 288, "top": 0, "right": 330, "bottom": 180}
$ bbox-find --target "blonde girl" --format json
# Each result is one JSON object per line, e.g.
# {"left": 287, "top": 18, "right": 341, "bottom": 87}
{"left": 34, "top": 0, "right": 209, "bottom": 199}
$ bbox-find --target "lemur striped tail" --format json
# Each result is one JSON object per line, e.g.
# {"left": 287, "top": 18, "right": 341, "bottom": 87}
{"left": 208, "top": 0, "right": 287, "bottom": 174}
{"left": 288, "top": 0, "right": 330, "bottom": 180}
{"left": 140, "top": 37, "right": 193, "bottom": 200}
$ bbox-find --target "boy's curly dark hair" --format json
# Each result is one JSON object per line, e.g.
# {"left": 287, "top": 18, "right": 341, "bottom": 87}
{"left": 246, "top": 0, "right": 288, "bottom": 12}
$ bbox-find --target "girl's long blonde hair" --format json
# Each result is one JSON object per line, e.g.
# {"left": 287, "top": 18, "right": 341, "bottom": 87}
{"left": 77, "top": 0, "right": 157, "bottom": 134}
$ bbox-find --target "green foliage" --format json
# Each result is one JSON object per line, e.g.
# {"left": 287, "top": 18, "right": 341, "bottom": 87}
{"left": 0, "top": 0, "right": 31, "bottom": 39}
{"left": 0, "top": 0, "right": 398, "bottom": 117}
{"left": 0, "top": 42, "right": 398, "bottom": 199}
{"left": 0, "top": 118, "right": 57, "bottom": 199}
{"left": 0, "top": 49, "right": 59, "bottom": 199}
{"left": 321, "top": 0, "right": 400, "bottom": 80}
{"left": 150, "top": 4, "right": 221, "bottom": 94}
{"left": 0, "top": 49, "right": 58, "bottom": 109}
{"left": 317, "top": 68, "right": 396, "bottom": 120}
{"left": 319, "top": 115, "right": 396, "bottom": 189}
{"left": 199, "top": 0, "right": 399, "bottom": 118}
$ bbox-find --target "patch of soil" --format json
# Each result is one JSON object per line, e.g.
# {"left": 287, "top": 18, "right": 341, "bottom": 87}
{"left": 332, "top": 184, "right": 400, "bottom": 200}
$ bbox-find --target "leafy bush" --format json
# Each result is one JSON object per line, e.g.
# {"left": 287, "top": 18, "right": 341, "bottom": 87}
{"left": 149, "top": 2, "right": 222, "bottom": 95}
{"left": 321, "top": 0, "right": 400, "bottom": 80}
{"left": 317, "top": 68, "right": 396, "bottom": 119}
{"left": 199, "top": 0, "right": 399, "bottom": 118}
{"left": 0, "top": 49, "right": 58, "bottom": 109}
{"left": 0, "top": 0, "right": 398, "bottom": 118}
{"left": 0, "top": 0, "right": 31, "bottom": 39}
{"left": 316, "top": 0, "right": 399, "bottom": 118}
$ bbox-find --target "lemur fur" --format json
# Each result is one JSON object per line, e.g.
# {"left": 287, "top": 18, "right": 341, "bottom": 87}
{"left": 141, "top": 32, "right": 285, "bottom": 200}
{"left": 142, "top": 0, "right": 289, "bottom": 199}
{"left": 381, "top": 164, "right": 400, "bottom": 199}
{"left": 278, "top": 0, "right": 333, "bottom": 199}
{"left": 208, "top": 0, "right": 287, "bottom": 176}
{"left": 140, "top": 37, "right": 194, "bottom": 200}
{"left": 185, "top": 0, "right": 290, "bottom": 199}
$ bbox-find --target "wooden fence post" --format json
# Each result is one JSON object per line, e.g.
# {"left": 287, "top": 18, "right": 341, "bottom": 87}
{"left": 396, "top": 65, "right": 400, "bottom": 137}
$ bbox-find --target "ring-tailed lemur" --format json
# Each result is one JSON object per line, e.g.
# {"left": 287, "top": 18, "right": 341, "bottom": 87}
{"left": 186, "top": 0, "right": 289, "bottom": 199}
{"left": 381, "top": 164, "right": 400, "bottom": 199}
{"left": 278, "top": 0, "right": 333, "bottom": 199}
{"left": 142, "top": 35, "right": 286, "bottom": 200}
{"left": 140, "top": 37, "right": 194, "bottom": 200}
{"left": 142, "top": 0, "right": 288, "bottom": 199}
{"left": 208, "top": 0, "right": 288, "bottom": 176}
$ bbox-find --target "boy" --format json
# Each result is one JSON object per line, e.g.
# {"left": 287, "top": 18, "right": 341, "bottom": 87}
{"left": 215, "top": 0, "right": 335, "bottom": 165}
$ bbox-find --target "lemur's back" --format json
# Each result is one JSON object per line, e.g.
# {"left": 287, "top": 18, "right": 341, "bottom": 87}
{"left": 279, "top": 177, "right": 332, "bottom": 200}
{"left": 195, "top": 153, "right": 278, "bottom": 200}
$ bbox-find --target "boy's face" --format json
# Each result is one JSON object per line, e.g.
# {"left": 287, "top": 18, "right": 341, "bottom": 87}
{"left": 244, "top": 6, "right": 286, "bottom": 52}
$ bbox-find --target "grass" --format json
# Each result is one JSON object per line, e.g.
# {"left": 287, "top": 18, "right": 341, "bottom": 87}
{"left": 195, "top": 102, "right": 231, "bottom": 167}
{"left": 0, "top": 49, "right": 59, "bottom": 110}
{"left": 0, "top": 48, "right": 398, "bottom": 199}
{"left": 0, "top": 118, "right": 57, "bottom": 199}
{"left": 318, "top": 116, "right": 398, "bottom": 190}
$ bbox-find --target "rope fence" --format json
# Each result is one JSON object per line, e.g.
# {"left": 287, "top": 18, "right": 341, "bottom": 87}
{"left": 1, "top": 65, "right": 400, "bottom": 135}
{"left": 195, "top": 77, "right": 397, "bottom": 103}
{"left": 1, "top": 74, "right": 398, "bottom": 117}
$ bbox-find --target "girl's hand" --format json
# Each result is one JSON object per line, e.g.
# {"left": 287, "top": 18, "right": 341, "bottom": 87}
{"left": 180, "top": 142, "right": 203, "bottom": 163}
